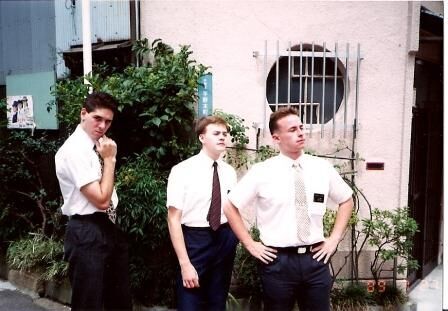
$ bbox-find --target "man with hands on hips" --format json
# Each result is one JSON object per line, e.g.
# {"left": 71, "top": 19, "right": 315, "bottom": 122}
{"left": 55, "top": 92, "right": 132, "bottom": 311}
{"left": 224, "top": 107, "right": 353, "bottom": 311}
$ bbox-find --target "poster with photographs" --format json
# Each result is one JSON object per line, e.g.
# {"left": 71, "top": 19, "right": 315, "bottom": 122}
{"left": 7, "top": 95, "right": 34, "bottom": 129}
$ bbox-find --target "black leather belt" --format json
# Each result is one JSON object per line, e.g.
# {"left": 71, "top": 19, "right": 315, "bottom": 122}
{"left": 182, "top": 223, "right": 230, "bottom": 231}
{"left": 70, "top": 212, "right": 107, "bottom": 221}
{"left": 270, "top": 242, "right": 322, "bottom": 254}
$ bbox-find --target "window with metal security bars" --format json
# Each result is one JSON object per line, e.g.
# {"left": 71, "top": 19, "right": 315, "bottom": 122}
{"left": 261, "top": 41, "right": 361, "bottom": 138}
{"left": 266, "top": 44, "right": 345, "bottom": 125}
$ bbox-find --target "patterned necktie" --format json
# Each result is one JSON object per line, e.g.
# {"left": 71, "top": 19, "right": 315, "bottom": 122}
{"left": 293, "top": 163, "right": 310, "bottom": 241}
{"left": 94, "top": 147, "right": 117, "bottom": 224}
{"left": 207, "top": 161, "right": 221, "bottom": 231}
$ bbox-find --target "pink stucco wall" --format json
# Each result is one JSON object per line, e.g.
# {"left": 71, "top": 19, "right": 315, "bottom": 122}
{"left": 140, "top": 1, "right": 442, "bottom": 219}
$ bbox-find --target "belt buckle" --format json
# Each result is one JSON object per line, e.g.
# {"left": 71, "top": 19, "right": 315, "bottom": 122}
{"left": 297, "top": 247, "right": 307, "bottom": 254}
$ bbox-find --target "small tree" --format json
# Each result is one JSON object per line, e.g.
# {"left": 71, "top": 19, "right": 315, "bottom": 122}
{"left": 362, "top": 207, "right": 419, "bottom": 290}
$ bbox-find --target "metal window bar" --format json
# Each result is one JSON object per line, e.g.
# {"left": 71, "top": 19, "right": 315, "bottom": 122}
{"left": 355, "top": 43, "right": 360, "bottom": 138}
{"left": 263, "top": 40, "right": 267, "bottom": 137}
{"left": 275, "top": 40, "right": 279, "bottom": 111}
{"left": 344, "top": 43, "right": 349, "bottom": 138}
{"left": 288, "top": 41, "right": 292, "bottom": 107}
{"left": 303, "top": 58, "right": 309, "bottom": 124}
{"left": 333, "top": 42, "right": 338, "bottom": 137}
{"left": 310, "top": 42, "right": 315, "bottom": 136}
{"left": 321, "top": 42, "right": 326, "bottom": 138}
{"left": 299, "top": 42, "right": 303, "bottom": 117}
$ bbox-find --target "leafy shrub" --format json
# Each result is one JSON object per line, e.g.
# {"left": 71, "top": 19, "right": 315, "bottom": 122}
{"left": 372, "top": 285, "right": 407, "bottom": 308}
{"left": 52, "top": 39, "right": 205, "bottom": 168}
{"left": 0, "top": 129, "right": 64, "bottom": 242}
{"left": 2, "top": 38, "right": 206, "bottom": 307}
{"left": 362, "top": 207, "right": 419, "bottom": 288}
{"left": 231, "top": 227, "right": 262, "bottom": 305}
{"left": 115, "top": 153, "right": 176, "bottom": 306}
{"left": 6, "top": 233, "right": 67, "bottom": 281}
{"left": 331, "top": 283, "right": 372, "bottom": 310}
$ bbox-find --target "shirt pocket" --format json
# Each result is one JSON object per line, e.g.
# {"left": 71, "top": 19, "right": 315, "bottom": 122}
{"left": 307, "top": 184, "right": 328, "bottom": 216}
{"left": 309, "top": 201, "right": 327, "bottom": 216}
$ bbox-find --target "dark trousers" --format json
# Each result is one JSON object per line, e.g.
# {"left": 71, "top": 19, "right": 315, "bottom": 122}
{"left": 64, "top": 212, "right": 132, "bottom": 311}
{"left": 259, "top": 251, "right": 332, "bottom": 311}
{"left": 177, "top": 223, "right": 238, "bottom": 311}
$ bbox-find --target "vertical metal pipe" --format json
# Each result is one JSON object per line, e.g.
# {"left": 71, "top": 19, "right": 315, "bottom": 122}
{"left": 82, "top": 0, "right": 92, "bottom": 89}
{"left": 275, "top": 40, "right": 279, "bottom": 111}
{"left": 332, "top": 42, "right": 338, "bottom": 138}
{"left": 287, "top": 41, "right": 291, "bottom": 107}
{"left": 321, "top": 42, "right": 326, "bottom": 138}
{"left": 263, "top": 40, "right": 267, "bottom": 136}
{"left": 350, "top": 44, "right": 361, "bottom": 282}
{"left": 299, "top": 42, "right": 303, "bottom": 119}
{"left": 304, "top": 59, "right": 308, "bottom": 125}
{"left": 344, "top": 43, "right": 349, "bottom": 138}
{"left": 310, "top": 42, "right": 315, "bottom": 136}
{"left": 355, "top": 43, "right": 360, "bottom": 138}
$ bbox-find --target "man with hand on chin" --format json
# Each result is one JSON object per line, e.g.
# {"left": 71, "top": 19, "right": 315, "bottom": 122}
{"left": 224, "top": 107, "right": 353, "bottom": 311}
{"left": 167, "top": 116, "right": 238, "bottom": 311}
{"left": 55, "top": 92, "right": 132, "bottom": 311}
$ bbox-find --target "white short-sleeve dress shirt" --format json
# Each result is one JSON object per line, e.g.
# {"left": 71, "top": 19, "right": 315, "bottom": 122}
{"left": 55, "top": 125, "right": 118, "bottom": 216}
{"left": 228, "top": 153, "right": 352, "bottom": 247}
{"left": 166, "top": 150, "right": 237, "bottom": 227}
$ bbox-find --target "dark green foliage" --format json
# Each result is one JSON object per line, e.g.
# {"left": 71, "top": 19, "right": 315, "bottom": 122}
{"left": 331, "top": 283, "right": 373, "bottom": 310}
{"left": 213, "top": 109, "right": 249, "bottom": 148}
{"left": 372, "top": 285, "right": 407, "bottom": 307}
{"left": 116, "top": 153, "right": 167, "bottom": 247}
{"left": 0, "top": 128, "right": 64, "bottom": 242}
{"left": 52, "top": 39, "right": 205, "bottom": 168}
{"left": 115, "top": 153, "right": 177, "bottom": 305}
{"left": 231, "top": 227, "right": 262, "bottom": 303}
{"left": 2, "top": 38, "right": 207, "bottom": 307}
{"left": 331, "top": 282, "right": 408, "bottom": 310}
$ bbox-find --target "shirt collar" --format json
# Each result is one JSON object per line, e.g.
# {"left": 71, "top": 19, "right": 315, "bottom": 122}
{"left": 278, "top": 152, "right": 306, "bottom": 169}
{"left": 198, "top": 150, "right": 220, "bottom": 167}
{"left": 74, "top": 124, "right": 96, "bottom": 150}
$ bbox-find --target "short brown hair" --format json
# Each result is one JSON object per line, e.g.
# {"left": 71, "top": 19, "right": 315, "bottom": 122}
{"left": 84, "top": 92, "right": 118, "bottom": 114}
{"left": 269, "top": 107, "right": 299, "bottom": 134}
{"left": 195, "top": 115, "right": 230, "bottom": 137}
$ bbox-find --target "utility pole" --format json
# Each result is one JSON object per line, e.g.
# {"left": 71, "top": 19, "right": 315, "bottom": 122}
{"left": 81, "top": 0, "right": 92, "bottom": 91}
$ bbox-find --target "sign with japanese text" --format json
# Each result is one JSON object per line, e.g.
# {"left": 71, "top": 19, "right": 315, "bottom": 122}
{"left": 197, "top": 74, "right": 213, "bottom": 117}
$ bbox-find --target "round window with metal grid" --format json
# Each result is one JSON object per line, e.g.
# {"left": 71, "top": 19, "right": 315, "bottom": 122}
{"left": 266, "top": 44, "right": 346, "bottom": 125}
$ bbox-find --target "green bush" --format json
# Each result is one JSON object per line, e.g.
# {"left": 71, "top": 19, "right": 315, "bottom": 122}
{"left": 52, "top": 39, "right": 205, "bottom": 168}
{"left": 372, "top": 285, "right": 408, "bottom": 307}
{"left": 331, "top": 283, "right": 372, "bottom": 311}
{"left": 6, "top": 233, "right": 67, "bottom": 281}
{"left": 115, "top": 151, "right": 176, "bottom": 306}
{"left": 2, "top": 38, "right": 207, "bottom": 307}
{"left": 362, "top": 207, "right": 419, "bottom": 289}
{"left": 231, "top": 227, "right": 262, "bottom": 305}
{"left": 0, "top": 128, "right": 64, "bottom": 242}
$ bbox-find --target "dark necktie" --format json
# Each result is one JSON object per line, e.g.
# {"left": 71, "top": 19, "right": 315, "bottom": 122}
{"left": 207, "top": 161, "right": 221, "bottom": 231}
{"left": 94, "top": 147, "right": 117, "bottom": 223}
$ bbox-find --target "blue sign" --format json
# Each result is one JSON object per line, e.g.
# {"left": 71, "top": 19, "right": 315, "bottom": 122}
{"left": 197, "top": 74, "right": 213, "bottom": 117}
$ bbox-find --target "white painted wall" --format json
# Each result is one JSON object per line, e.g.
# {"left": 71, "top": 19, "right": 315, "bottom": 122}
{"left": 140, "top": 1, "right": 438, "bottom": 217}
